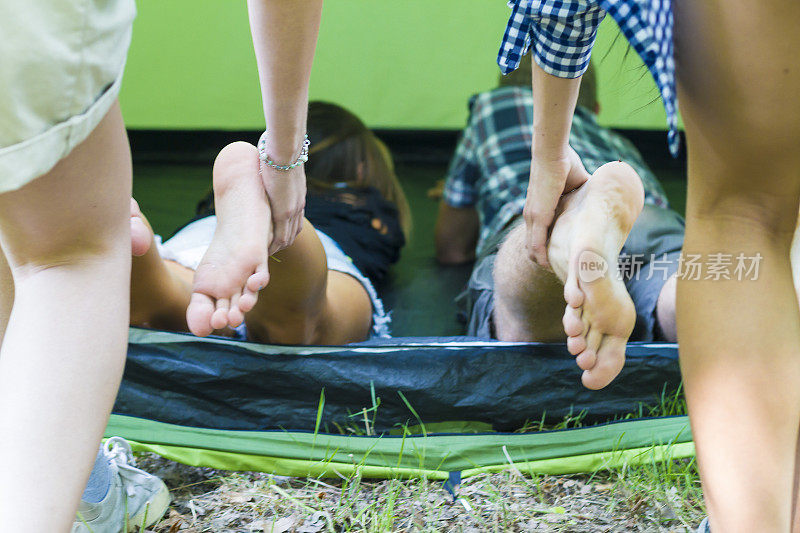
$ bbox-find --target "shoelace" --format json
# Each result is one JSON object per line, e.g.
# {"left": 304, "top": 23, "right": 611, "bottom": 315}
{"left": 103, "top": 437, "right": 144, "bottom": 499}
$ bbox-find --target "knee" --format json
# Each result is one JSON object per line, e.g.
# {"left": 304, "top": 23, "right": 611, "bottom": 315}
{"left": 688, "top": 191, "right": 799, "bottom": 243}
{"left": 3, "top": 227, "right": 129, "bottom": 279}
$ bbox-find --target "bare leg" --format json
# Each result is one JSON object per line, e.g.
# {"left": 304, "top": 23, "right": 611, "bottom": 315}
{"left": 494, "top": 161, "right": 644, "bottom": 389}
{"left": 0, "top": 247, "right": 11, "bottom": 345}
{"left": 792, "top": 215, "right": 799, "bottom": 303}
{"left": 244, "top": 219, "right": 373, "bottom": 345}
{"left": 131, "top": 143, "right": 372, "bottom": 344}
{"left": 493, "top": 228, "right": 566, "bottom": 342}
{"left": 790, "top": 215, "right": 800, "bottom": 533}
{"left": 655, "top": 274, "right": 677, "bottom": 342}
{"left": 0, "top": 102, "right": 131, "bottom": 532}
{"left": 129, "top": 199, "right": 192, "bottom": 332}
{"left": 674, "top": 1, "right": 800, "bottom": 530}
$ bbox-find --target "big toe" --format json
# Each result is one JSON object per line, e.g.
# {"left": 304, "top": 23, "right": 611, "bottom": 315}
{"left": 187, "top": 292, "right": 216, "bottom": 337}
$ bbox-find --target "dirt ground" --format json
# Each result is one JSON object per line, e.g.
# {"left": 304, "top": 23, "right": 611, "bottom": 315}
{"left": 136, "top": 454, "right": 704, "bottom": 533}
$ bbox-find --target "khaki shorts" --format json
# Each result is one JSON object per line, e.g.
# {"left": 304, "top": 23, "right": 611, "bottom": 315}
{"left": 0, "top": 0, "right": 136, "bottom": 194}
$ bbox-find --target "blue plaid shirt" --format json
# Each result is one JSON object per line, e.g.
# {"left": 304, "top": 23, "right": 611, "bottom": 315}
{"left": 443, "top": 86, "right": 669, "bottom": 257}
{"left": 498, "top": 0, "right": 677, "bottom": 155}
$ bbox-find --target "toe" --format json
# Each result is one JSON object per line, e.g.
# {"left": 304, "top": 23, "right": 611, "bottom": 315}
{"left": 564, "top": 262, "right": 585, "bottom": 308}
{"left": 567, "top": 334, "right": 587, "bottom": 356}
{"left": 210, "top": 298, "right": 230, "bottom": 330}
{"left": 227, "top": 293, "right": 245, "bottom": 327}
{"left": 586, "top": 327, "right": 602, "bottom": 355}
{"left": 186, "top": 292, "right": 216, "bottom": 337}
{"left": 575, "top": 347, "right": 597, "bottom": 371}
{"left": 575, "top": 326, "right": 603, "bottom": 370}
{"left": 238, "top": 288, "right": 259, "bottom": 313}
{"left": 246, "top": 268, "right": 269, "bottom": 292}
{"left": 581, "top": 337, "right": 627, "bottom": 390}
{"left": 562, "top": 306, "right": 584, "bottom": 337}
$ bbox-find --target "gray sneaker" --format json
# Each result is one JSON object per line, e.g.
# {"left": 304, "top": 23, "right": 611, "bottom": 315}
{"left": 72, "top": 437, "right": 170, "bottom": 533}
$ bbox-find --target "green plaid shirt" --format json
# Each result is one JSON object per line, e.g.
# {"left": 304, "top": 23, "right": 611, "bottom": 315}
{"left": 443, "top": 86, "right": 669, "bottom": 257}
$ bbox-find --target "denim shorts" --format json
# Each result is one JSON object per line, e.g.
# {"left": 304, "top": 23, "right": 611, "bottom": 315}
{"left": 0, "top": 0, "right": 135, "bottom": 193}
{"left": 157, "top": 216, "right": 390, "bottom": 339}
{"left": 459, "top": 205, "right": 685, "bottom": 341}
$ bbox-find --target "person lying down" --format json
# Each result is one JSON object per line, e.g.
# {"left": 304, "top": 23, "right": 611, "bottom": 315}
{"left": 437, "top": 57, "right": 800, "bottom": 390}
{"left": 129, "top": 102, "right": 411, "bottom": 344}
{"left": 436, "top": 59, "right": 685, "bottom": 390}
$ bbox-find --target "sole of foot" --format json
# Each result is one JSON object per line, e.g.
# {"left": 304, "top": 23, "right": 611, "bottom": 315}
{"left": 186, "top": 142, "right": 272, "bottom": 337}
{"left": 549, "top": 161, "right": 644, "bottom": 390}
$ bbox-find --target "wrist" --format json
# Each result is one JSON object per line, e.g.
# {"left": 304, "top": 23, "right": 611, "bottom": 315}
{"left": 258, "top": 131, "right": 309, "bottom": 171}
{"left": 261, "top": 133, "right": 306, "bottom": 162}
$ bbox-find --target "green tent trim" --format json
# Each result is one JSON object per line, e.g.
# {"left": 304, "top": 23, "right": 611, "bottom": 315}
{"left": 106, "top": 414, "right": 695, "bottom": 479}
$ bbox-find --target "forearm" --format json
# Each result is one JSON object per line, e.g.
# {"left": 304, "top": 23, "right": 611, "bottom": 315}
{"left": 531, "top": 59, "right": 582, "bottom": 160}
{"left": 248, "top": 0, "right": 322, "bottom": 161}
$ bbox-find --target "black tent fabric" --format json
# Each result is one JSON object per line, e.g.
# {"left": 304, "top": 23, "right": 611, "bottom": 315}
{"left": 116, "top": 329, "right": 681, "bottom": 434}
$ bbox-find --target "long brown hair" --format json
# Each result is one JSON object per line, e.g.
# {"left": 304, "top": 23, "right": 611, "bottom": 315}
{"left": 306, "top": 101, "right": 412, "bottom": 237}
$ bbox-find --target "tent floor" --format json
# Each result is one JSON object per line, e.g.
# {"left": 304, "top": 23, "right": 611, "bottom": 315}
{"left": 133, "top": 160, "right": 687, "bottom": 337}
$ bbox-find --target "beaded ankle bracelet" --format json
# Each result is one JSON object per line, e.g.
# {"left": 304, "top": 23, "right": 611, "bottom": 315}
{"left": 257, "top": 131, "right": 310, "bottom": 171}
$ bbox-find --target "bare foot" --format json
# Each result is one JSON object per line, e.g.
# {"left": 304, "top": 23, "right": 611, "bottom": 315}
{"left": 186, "top": 142, "right": 272, "bottom": 337}
{"left": 130, "top": 198, "right": 193, "bottom": 331}
{"left": 131, "top": 198, "right": 152, "bottom": 257}
{"left": 547, "top": 162, "right": 644, "bottom": 390}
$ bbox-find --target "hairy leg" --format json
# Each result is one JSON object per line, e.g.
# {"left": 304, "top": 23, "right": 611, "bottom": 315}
{"left": 0, "top": 102, "right": 131, "bottom": 532}
{"left": 494, "top": 162, "right": 644, "bottom": 388}
{"left": 674, "top": 1, "right": 800, "bottom": 530}
{"left": 493, "top": 225, "right": 565, "bottom": 342}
